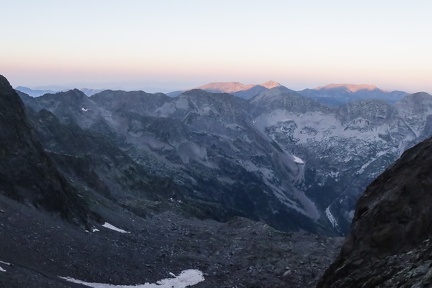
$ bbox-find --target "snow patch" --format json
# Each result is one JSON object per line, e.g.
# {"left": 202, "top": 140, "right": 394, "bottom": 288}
{"left": 225, "top": 123, "right": 245, "bottom": 131}
{"left": 292, "top": 155, "right": 304, "bottom": 164}
{"left": 60, "top": 269, "right": 204, "bottom": 288}
{"left": 0, "top": 260, "right": 10, "bottom": 273}
{"left": 81, "top": 107, "right": 89, "bottom": 112}
{"left": 217, "top": 177, "right": 235, "bottom": 184}
{"left": 241, "top": 160, "right": 259, "bottom": 172}
{"left": 347, "top": 210, "right": 355, "bottom": 220}
{"left": 325, "top": 206, "right": 338, "bottom": 227}
{"left": 329, "top": 171, "right": 340, "bottom": 179}
{"left": 357, "top": 151, "right": 387, "bottom": 174}
{"left": 102, "top": 222, "right": 129, "bottom": 234}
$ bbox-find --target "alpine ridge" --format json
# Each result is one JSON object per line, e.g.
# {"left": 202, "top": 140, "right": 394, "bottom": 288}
{"left": 21, "top": 87, "right": 329, "bottom": 234}
{"left": 18, "top": 81, "right": 432, "bottom": 236}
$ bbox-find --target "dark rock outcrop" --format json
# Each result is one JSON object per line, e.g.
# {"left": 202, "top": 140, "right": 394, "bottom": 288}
{"left": 0, "top": 75, "right": 97, "bottom": 227}
{"left": 318, "top": 137, "right": 432, "bottom": 287}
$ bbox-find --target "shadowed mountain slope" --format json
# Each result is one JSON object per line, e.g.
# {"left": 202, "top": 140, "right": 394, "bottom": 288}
{"left": 0, "top": 75, "right": 98, "bottom": 227}
{"left": 318, "top": 136, "right": 432, "bottom": 287}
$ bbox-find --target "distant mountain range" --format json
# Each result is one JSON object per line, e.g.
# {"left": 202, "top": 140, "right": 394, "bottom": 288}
{"left": 167, "top": 81, "right": 283, "bottom": 98}
{"left": 167, "top": 81, "right": 408, "bottom": 106}
{"left": 198, "top": 80, "right": 281, "bottom": 93}
{"left": 299, "top": 83, "right": 408, "bottom": 106}
{"left": 15, "top": 86, "right": 57, "bottom": 97}
{"left": 17, "top": 81, "right": 409, "bottom": 106}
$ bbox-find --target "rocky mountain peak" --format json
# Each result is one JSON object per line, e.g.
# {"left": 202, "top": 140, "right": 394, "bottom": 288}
{"left": 260, "top": 81, "right": 281, "bottom": 89}
{"left": 56, "top": 88, "right": 87, "bottom": 101}
{"left": 0, "top": 75, "right": 12, "bottom": 89}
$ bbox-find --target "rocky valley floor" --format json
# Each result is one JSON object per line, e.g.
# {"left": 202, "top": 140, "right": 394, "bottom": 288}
{"left": 0, "top": 195, "right": 342, "bottom": 288}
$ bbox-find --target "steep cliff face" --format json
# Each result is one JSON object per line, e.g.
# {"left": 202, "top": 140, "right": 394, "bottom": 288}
{"left": 0, "top": 75, "right": 97, "bottom": 227}
{"left": 318, "top": 137, "right": 432, "bottom": 287}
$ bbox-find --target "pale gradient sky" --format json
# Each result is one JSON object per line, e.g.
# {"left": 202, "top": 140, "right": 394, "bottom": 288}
{"left": 1, "top": 1, "right": 432, "bottom": 93}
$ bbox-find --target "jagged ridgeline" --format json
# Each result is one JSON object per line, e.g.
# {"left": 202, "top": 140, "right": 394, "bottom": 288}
{"left": 19, "top": 87, "right": 324, "bottom": 234}
{"left": 16, "top": 79, "right": 432, "bottom": 235}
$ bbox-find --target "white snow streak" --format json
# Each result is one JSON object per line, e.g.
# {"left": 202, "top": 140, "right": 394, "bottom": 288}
{"left": 325, "top": 206, "right": 338, "bottom": 228}
{"left": 292, "top": 155, "right": 304, "bottom": 164}
{"left": 60, "top": 269, "right": 204, "bottom": 288}
{"left": 102, "top": 222, "right": 129, "bottom": 234}
{"left": 81, "top": 107, "right": 89, "bottom": 112}
{"left": 357, "top": 151, "right": 387, "bottom": 174}
{"left": 0, "top": 260, "right": 10, "bottom": 273}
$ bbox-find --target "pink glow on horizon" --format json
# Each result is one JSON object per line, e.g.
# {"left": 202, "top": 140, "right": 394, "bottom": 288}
{"left": 1, "top": 1, "right": 432, "bottom": 93}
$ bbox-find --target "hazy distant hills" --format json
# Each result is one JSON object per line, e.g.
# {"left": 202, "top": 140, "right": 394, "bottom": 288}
{"left": 167, "top": 81, "right": 283, "bottom": 98}
{"left": 15, "top": 86, "right": 57, "bottom": 97}
{"left": 198, "top": 82, "right": 255, "bottom": 93}
{"left": 299, "top": 83, "right": 408, "bottom": 106}
{"left": 17, "top": 82, "right": 409, "bottom": 105}
{"left": 15, "top": 86, "right": 103, "bottom": 97}
{"left": 167, "top": 82, "right": 409, "bottom": 105}
{"left": 198, "top": 80, "right": 281, "bottom": 93}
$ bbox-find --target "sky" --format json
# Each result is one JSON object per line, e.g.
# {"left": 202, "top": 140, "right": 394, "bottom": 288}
{"left": 2, "top": 1, "right": 432, "bottom": 93}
